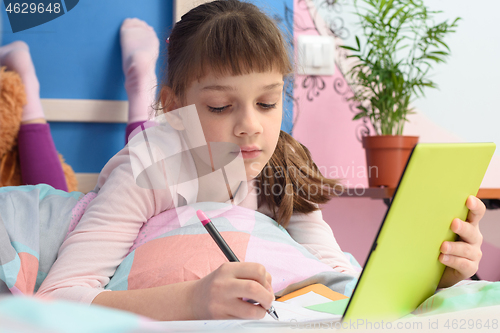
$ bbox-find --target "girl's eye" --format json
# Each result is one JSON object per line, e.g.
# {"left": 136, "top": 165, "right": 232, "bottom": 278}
{"left": 207, "top": 105, "right": 229, "bottom": 113}
{"left": 207, "top": 103, "right": 277, "bottom": 113}
{"left": 258, "top": 103, "right": 277, "bottom": 110}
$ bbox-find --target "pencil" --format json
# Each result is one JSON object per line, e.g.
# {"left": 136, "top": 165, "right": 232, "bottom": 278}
{"left": 196, "top": 209, "right": 279, "bottom": 321}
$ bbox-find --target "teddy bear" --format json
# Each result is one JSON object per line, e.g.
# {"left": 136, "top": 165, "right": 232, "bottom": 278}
{"left": 0, "top": 66, "right": 78, "bottom": 191}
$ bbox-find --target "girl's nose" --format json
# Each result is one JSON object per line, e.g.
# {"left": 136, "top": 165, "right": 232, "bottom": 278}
{"left": 234, "top": 106, "right": 263, "bottom": 137}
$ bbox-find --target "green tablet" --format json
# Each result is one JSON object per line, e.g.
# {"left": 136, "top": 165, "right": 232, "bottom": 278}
{"left": 343, "top": 143, "right": 496, "bottom": 323}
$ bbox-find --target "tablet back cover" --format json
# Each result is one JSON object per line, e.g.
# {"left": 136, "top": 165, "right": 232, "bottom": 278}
{"left": 343, "top": 143, "right": 496, "bottom": 322}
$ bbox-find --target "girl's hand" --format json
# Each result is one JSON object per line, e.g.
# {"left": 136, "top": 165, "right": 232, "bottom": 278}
{"left": 438, "top": 195, "right": 485, "bottom": 288}
{"left": 189, "top": 262, "right": 274, "bottom": 320}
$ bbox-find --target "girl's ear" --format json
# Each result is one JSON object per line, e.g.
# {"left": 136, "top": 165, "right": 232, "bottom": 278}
{"left": 160, "top": 86, "right": 180, "bottom": 111}
{"left": 160, "top": 86, "right": 184, "bottom": 130}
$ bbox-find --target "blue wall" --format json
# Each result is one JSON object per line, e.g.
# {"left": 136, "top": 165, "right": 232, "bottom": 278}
{"left": 1, "top": 0, "right": 293, "bottom": 173}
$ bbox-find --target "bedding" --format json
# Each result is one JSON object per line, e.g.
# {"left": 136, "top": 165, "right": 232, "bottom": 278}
{"left": 0, "top": 184, "right": 84, "bottom": 295}
{"left": 104, "top": 201, "right": 356, "bottom": 296}
{"left": 1, "top": 183, "right": 499, "bottom": 332}
{"left": 1, "top": 282, "right": 500, "bottom": 332}
{"left": 0, "top": 184, "right": 354, "bottom": 297}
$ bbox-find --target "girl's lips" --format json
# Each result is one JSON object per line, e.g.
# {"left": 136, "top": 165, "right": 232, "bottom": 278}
{"left": 239, "top": 145, "right": 260, "bottom": 152}
{"left": 231, "top": 146, "right": 262, "bottom": 159}
{"left": 240, "top": 150, "right": 262, "bottom": 159}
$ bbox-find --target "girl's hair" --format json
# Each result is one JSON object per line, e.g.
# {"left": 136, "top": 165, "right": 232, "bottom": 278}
{"left": 157, "top": 0, "right": 341, "bottom": 227}
{"left": 160, "top": 0, "right": 293, "bottom": 105}
{"left": 257, "top": 131, "right": 341, "bottom": 228}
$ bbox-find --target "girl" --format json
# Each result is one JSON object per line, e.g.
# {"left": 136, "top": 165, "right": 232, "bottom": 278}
{"left": 35, "top": 0, "right": 485, "bottom": 321}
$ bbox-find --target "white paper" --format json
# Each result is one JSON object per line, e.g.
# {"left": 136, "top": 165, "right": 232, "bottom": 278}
{"left": 147, "top": 301, "right": 341, "bottom": 331}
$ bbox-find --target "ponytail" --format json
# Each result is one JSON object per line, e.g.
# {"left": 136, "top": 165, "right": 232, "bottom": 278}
{"left": 257, "top": 131, "right": 341, "bottom": 227}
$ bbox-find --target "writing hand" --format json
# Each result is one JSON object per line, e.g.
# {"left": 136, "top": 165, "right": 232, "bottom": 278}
{"left": 189, "top": 262, "right": 274, "bottom": 319}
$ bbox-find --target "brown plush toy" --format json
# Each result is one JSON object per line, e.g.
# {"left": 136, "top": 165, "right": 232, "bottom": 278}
{"left": 0, "top": 66, "right": 78, "bottom": 191}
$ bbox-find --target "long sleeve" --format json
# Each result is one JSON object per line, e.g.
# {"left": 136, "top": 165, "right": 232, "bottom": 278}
{"left": 286, "top": 209, "right": 359, "bottom": 277}
{"left": 257, "top": 202, "right": 359, "bottom": 277}
{"left": 35, "top": 146, "right": 175, "bottom": 304}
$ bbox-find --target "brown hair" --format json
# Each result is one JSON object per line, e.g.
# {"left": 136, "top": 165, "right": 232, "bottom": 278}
{"left": 257, "top": 131, "right": 341, "bottom": 227}
{"left": 157, "top": 0, "right": 341, "bottom": 227}
{"left": 160, "top": 0, "right": 293, "bottom": 106}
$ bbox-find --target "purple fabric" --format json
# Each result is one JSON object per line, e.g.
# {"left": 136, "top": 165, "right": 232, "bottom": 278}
{"left": 15, "top": 122, "right": 148, "bottom": 192}
{"left": 126, "top": 121, "right": 158, "bottom": 144}
{"left": 125, "top": 121, "right": 144, "bottom": 144}
{"left": 18, "top": 123, "right": 68, "bottom": 191}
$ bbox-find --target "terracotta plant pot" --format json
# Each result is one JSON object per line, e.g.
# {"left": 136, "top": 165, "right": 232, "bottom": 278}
{"left": 362, "top": 135, "right": 419, "bottom": 188}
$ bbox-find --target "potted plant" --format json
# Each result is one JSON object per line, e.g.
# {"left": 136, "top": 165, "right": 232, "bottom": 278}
{"left": 340, "top": 0, "right": 460, "bottom": 187}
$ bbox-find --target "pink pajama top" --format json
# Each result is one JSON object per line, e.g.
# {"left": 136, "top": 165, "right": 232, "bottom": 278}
{"left": 36, "top": 124, "right": 357, "bottom": 304}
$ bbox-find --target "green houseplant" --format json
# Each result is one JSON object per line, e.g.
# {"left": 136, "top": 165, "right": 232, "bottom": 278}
{"left": 340, "top": 0, "right": 460, "bottom": 187}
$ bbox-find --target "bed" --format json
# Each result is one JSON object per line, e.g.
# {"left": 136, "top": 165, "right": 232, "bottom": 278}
{"left": 1, "top": 192, "right": 500, "bottom": 332}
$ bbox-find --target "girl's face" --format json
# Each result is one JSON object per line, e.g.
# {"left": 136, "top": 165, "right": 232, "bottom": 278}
{"left": 182, "top": 71, "right": 284, "bottom": 180}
